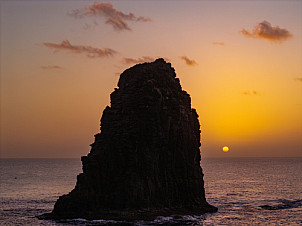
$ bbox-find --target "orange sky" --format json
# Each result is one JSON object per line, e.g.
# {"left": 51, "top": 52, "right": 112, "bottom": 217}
{"left": 1, "top": 0, "right": 301, "bottom": 158}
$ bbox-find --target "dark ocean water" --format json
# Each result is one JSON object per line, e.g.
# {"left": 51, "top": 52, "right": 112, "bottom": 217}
{"left": 0, "top": 158, "right": 301, "bottom": 225}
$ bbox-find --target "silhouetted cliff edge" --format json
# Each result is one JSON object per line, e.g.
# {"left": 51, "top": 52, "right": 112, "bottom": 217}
{"left": 39, "top": 58, "right": 217, "bottom": 221}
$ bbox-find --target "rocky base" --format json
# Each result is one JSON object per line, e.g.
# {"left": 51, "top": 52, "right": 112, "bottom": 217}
{"left": 38, "top": 205, "right": 217, "bottom": 221}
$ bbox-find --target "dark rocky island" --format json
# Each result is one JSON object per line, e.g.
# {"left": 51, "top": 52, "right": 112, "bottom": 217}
{"left": 39, "top": 58, "right": 217, "bottom": 221}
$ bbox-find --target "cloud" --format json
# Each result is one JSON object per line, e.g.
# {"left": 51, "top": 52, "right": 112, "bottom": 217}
{"left": 41, "top": 65, "right": 64, "bottom": 70}
{"left": 180, "top": 56, "right": 198, "bottom": 66}
{"left": 240, "top": 21, "right": 293, "bottom": 42}
{"left": 106, "top": 17, "right": 131, "bottom": 31}
{"left": 43, "top": 40, "right": 117, "bottom": 58}
{"left": 122, "top": 56, "right": 155, "bottom": 64}
{"left": 294, "top": 78, "right": 302, "bottom": 82}
{"left": 70, "top": 2, "right": 151, "bottom": 31}
{"left": 242, "top": 91, "right": 259, "bottom": 95}
{"left": 212, "top": 42, "right": 225, "bottom": 46}
{"left": 83, "top": 20, "right": 98, "bottom": 30}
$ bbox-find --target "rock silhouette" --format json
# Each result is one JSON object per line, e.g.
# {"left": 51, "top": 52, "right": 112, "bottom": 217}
{"left": 41, "top": 58, "right": 217, "bottom": 220}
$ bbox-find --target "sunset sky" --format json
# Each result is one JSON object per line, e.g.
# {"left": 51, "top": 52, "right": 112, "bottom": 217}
{"left": 1, "top": 0, "right": 301, "bottom": 158}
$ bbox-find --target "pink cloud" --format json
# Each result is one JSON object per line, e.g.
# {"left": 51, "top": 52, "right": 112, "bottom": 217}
{"left": 43, "top": 40, "right": 117, "bottom": 58}
{"left": 180, "top": 56, "right": 198, "bottom": 66}
{"left": 241, "top": 21, "right": 292, "bottom": 42}
{"left": 70, "top": 2, "right": 151, "bottom": 31}
{"left": 122, "top": 56, "right": 155, "bottom": 64}
{"left": 106, "top": 17, "right": 131, "bottom": 31}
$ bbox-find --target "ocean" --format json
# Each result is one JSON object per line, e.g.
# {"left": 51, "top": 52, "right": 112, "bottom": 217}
{"left": 0, "top": 158, "right": 301, "bottom": 225}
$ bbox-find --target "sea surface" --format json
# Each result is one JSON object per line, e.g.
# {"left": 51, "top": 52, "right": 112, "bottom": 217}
{"left": 1, "top": 158, "right": 302, "bottom": 225}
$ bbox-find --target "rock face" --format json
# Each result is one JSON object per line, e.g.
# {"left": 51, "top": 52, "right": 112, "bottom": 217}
{"left": 47, "top": 58, "right": 217, "bottom": 220}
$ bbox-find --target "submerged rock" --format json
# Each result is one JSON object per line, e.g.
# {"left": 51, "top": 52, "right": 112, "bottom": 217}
{"left": 40, "top": 58, "right": 217, "bottom": 220}
{"left": 260, "top": 199, "right": 302, "bottom": 210}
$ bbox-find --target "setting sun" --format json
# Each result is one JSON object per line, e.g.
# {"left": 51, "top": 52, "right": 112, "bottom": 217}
{"left": 223, "top": 146, "right": 229, "bottom": 152}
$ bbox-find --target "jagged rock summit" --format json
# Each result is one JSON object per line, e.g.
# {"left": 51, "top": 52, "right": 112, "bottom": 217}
{"left": 41, "top": 58, "right": 217, "bottom": 220}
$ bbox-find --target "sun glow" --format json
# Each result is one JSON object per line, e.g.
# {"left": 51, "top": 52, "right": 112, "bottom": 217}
{"left": 223, "top": 146, "right": 229, "bottom": 152}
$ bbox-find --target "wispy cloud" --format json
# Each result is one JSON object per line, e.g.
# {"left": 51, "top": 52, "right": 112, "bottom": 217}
{"left": 241, "top": 21, "right": 292, "bottom": 42}
{"left": 83, "top": 20, "right": 98, "bottom": 30}
{"left": 212, "top": 42, "right": 225, "bottom": 46}
{"left": 43, "top": 40, "right": 117, "bottom": 58}
{"left": 180, "top": 56, "right": 198, "bottom": 66}
{"left": 106, "top": 17, "right": 131, "bottom": 31}
{"left": 242, "top": 91, "right": 259, "bottom": 96}
{"left": 41, "top": 65, "right": 64, "bottom": 70}
{"left": 294, "top": 78, "right": 302, "bottom": 82}
{"left": 70, "top": 2, "right": 151, "bottom": 31}
{"left": 122, "top": 56, "right": 155, "bottom": 64}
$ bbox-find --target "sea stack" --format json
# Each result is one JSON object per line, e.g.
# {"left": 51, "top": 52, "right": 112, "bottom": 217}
{"left": 47, "top": 58, "right": 217, "bottom": 220}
